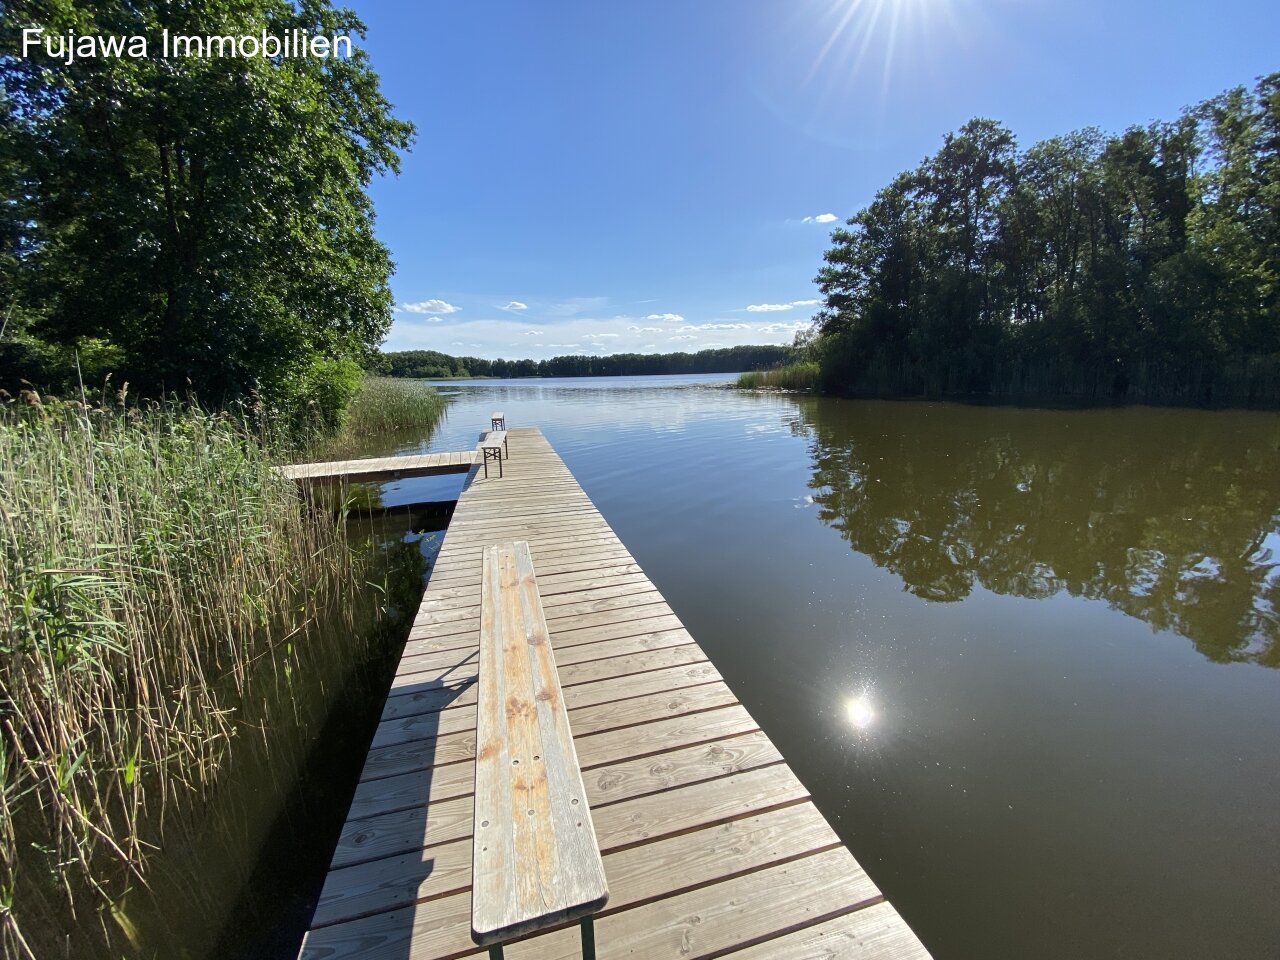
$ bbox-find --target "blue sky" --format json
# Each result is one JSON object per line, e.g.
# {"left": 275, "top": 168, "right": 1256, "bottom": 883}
{"left": 354, "top": 0, "right": 1279, "bottom": 358}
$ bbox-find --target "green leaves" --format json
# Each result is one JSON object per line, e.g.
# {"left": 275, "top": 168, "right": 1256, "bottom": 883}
{"left": 813, "top": 73, "right": 1280, "bottom": 405}
{"left": 2, "top": 0, "right": 414, "bottom": 425}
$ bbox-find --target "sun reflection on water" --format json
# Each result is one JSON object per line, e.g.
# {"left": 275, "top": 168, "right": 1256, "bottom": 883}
{"left": 845, "top": 692, "right": 877, "bottom": 731}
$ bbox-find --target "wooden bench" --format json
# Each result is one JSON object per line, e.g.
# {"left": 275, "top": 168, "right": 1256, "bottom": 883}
{"left": 478, "top": 430, "right": 507, "bottom": 478}
{"left": 472, "top": 542, "right": 608, "bottom": 959}
{"left": 491, "top": 411, "right": 507, "bottom": 431}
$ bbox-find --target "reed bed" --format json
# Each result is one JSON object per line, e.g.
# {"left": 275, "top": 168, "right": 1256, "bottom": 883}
{"left": 0, "top": 392, "right": 421, "bottom": 958}
{"left": 736, "top": 361, "right": 821, "bottom": 391}
{"left": 311, "top": 376, "right": 449, "bottom": 460}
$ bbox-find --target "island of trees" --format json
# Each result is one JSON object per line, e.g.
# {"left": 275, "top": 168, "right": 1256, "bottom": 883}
{"left": 803, "top": 73, "right": 1280, "bottom": 407}
{"left": 377, "top": 344, "right": 792, "bottom": 379}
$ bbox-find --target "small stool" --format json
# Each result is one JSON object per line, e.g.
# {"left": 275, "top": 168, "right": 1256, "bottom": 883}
{"left": 479, "top": 431, "right": 506, "bottom": 478}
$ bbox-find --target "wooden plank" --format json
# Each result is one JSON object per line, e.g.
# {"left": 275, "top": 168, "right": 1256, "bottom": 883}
{"left": 358, "top": 704, "right": 755, "bottom": 815}
{"left": 303, "top": 427, "right": 931, "bottom": 960}
{"left": 348, "top": 723, "right": 775, "bottom": 823}
{"left": 424, "top": 544, "right": 636, "bottom": 588}
{"left": 379, "top": 660, "right": 722, "bottom": 725}
{"left": 387, "top": 642, "right": 708, "bottom": 699}
{"left": 410, "top": 581, "right": 664, "bottom": 631}
{"left": 471, "top": 542, "right": 608, "bottom": 945}
{"left": 413, "top": 563, "right": 648, "bottom": 611}
{"left": 280, "top": 451, "right": 477, "bottom": 483}
{"left": 725, "top": 901, "right": 932, "bottom": 960}
{"left": 399, "top": 620, "right": 690, "bottom": 675}
{"left": 302, "top": 845, "right": 878, "bottom": 960}
{"left": 366, "top": 670, "right": 737, "bottom": 762}
{"left": 501, "top": 847, "right": 881, "bottom": 960}
{"left": 330, "top": 756, "right": 795, "bottom": 870}
{"left": 313, "top": 786, "right": 823, "bottom": 929}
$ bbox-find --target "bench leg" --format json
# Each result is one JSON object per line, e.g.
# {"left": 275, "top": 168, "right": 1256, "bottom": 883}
{"left": 482, "top": 447, "right": 503, "bottom": 478}
{"left": 580, "top": 916, "right": 596, "bottom": 960}
{"left": 488, "top": 946, "right": 504, "bottom": 960}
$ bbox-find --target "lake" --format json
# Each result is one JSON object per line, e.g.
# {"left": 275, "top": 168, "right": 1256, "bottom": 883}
{"left": 357, "top": 374, "right": 1280, "bottom": 960}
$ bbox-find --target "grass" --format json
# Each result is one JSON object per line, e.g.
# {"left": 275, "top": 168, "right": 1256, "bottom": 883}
{"left": 736, "top": 361, "right": 820, "bottom": 391}
{"left": 0, "top": 385, "right": 436, "bottom": 958}
{"left": 310, "top": 376, "right": 449, "bottom": 460}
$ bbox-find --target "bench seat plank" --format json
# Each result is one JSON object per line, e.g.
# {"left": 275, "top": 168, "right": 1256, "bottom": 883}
{"left": 472, "top": 541, "right": 608, "bottom": 946}
{"left": 479, "top": 430, "right": 507, "bottom": 450}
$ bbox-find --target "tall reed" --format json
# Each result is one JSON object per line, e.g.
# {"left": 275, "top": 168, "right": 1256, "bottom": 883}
{"left": 736, "top": 361, "right": 821, "bottom": 391}
{"left": 310, "top": 376, "right": 449, "bottom": 460}
{"left": 0, "top": 392, "right": 414, "bottom": 958}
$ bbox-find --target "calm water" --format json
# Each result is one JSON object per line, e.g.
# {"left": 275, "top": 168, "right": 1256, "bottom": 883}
{"left": 370, "top": 375, "right": 1280, "bottom": 960}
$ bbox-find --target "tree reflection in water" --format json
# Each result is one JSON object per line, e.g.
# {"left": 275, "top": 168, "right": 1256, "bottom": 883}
{"left": 791, "top": 398, "right": 1280, "bottom": 667}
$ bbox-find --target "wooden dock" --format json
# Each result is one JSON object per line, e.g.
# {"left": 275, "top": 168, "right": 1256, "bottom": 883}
{"left": 299, "top": 427, "right": 931, "bottom": 960}
{"left": 281, "top": 451, "right": 478, "bottom": 483}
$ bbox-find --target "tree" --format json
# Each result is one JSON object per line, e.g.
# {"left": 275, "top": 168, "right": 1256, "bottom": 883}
{"left": 810, "top": 74, "right": 1280, "bottom": 407}
{"left": 1, "top": 0, "right": 414, "bottom": 423}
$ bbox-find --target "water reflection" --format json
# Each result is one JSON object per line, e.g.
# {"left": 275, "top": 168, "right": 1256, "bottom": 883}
{"left": 791, "top": 398, "right": 1280, "bottom": 667}
{"left": 845, "top": 692, "right": 877, "bottom": 731}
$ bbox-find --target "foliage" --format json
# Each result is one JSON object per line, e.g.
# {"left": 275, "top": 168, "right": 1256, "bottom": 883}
{"left": 811, "top": 73, "right": 1280, "bottom": 406}
{"left": 379, "top": 344, "right": 794, "bottom": 379}
{"left": 736, "top": 362, "right": 820, "bottom": 391}
{"left": 0, "top": 395, "right": 417, "bottom": 958}
{"left": 0, "top": 0, "right": 414, "bottom": 424}
{"left": 309, "top": 375, "right": 448, "bottom": 459}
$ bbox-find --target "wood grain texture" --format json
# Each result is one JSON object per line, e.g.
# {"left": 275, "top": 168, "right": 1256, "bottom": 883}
{"left": 279, "top": 451, "right": 478, "bottom": 483}
{"left": 300, "top": 427, "right": 930, "bottom": 960}
{"left": 470, "top": 541, "right": 608, "bottom": 945}
{"left": 725, "top": 901, "right": 934, "bottom": 960}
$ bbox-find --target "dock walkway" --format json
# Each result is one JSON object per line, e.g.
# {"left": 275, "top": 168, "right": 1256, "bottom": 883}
{"left": 281, "top": 451, "right": 478, "bottom": 484}
{"left": 300, "top": 427, "right": 931, "bottom": 960}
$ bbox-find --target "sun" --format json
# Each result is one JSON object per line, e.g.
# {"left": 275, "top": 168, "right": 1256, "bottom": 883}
{"left": 806, "top": 0, "right": 958, "bottom": 92}
{"left": 845, "top": 693, "right": 877, "bottom": 731}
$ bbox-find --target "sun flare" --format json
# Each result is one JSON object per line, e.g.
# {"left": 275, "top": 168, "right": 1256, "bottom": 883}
{"left": 808, "top": 0, "right": 957, "bottom": 92}
{"left": 845, "top": 693, "right": 877, "bottom": 730}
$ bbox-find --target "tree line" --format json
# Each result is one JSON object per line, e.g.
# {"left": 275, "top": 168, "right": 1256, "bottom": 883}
{"left": 377, "top": 344, "right": 793, "bottom": 379}
{"left": 809, "top": 73, "right": 1280, "bottom": 406}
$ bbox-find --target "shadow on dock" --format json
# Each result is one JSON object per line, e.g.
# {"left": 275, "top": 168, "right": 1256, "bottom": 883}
{"left": 300, "top": 654, "right": 477, "bottom": 959}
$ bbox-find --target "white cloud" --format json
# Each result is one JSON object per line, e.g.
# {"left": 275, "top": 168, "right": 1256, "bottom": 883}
{"left": 746, "top": 299, "right": 820, "bottom": 313}
{"left": 384, "top": 309, "right": 807, "bottom": 359}
{"left": 399, "top": 299, "right": 460, "bottom": 315}
{"left": 501, "top": 301, "right": 529, "bottom": 311}
{"left": 646, "top": 313, "right": 685, "bottom": 323}
{"left": 802, "top": 213, "right": 839, "bottom": 224}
